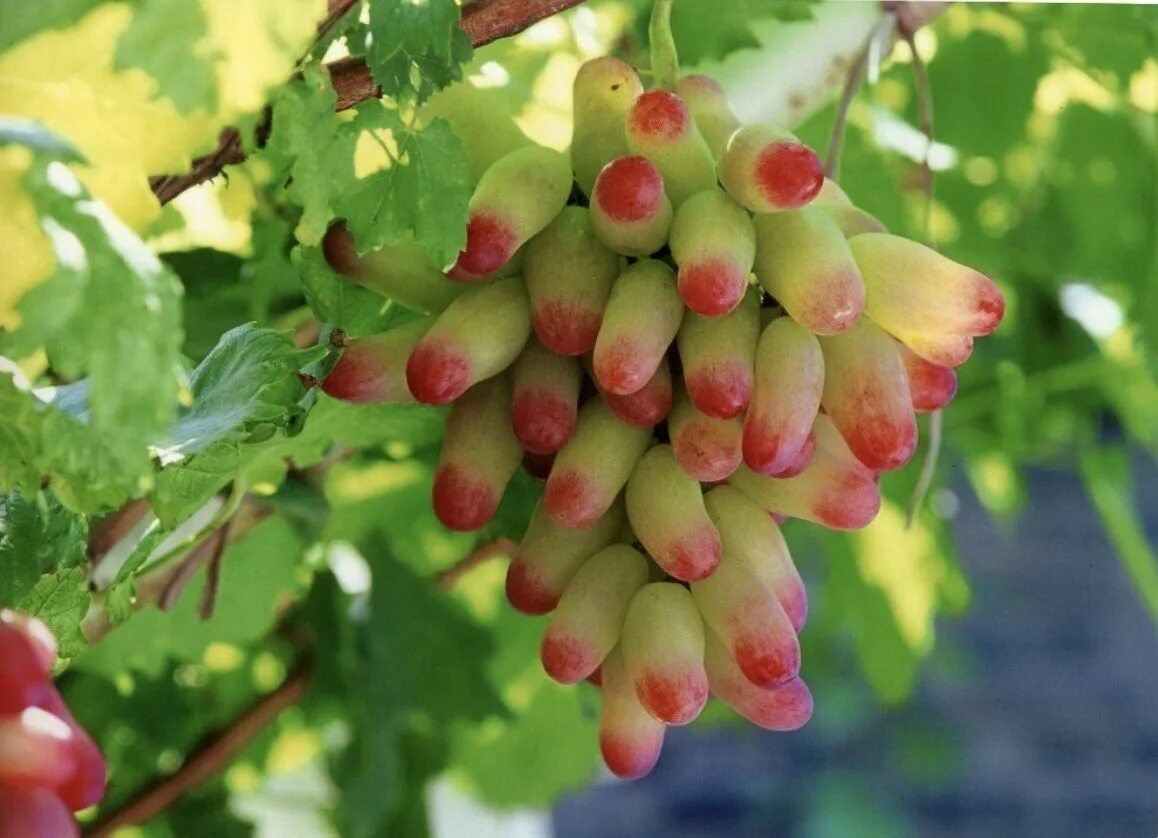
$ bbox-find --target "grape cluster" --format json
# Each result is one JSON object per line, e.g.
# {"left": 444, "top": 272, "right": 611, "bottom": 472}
{"left": 0, "top": 611, "right": 106, "bottom": 837}
{"left": 322, "top": 58, "right": 1003, "bottom": 779}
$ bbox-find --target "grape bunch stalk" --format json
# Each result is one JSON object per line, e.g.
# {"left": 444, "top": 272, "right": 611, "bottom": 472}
{"left": 0, "top": 611, "right": 107, "bottom": 837}
{"left": 320, "top": 52, "right": 1003, "bottom": 779}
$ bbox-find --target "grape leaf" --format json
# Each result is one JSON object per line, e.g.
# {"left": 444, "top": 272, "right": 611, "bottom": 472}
{"left": 268, "top": 65, "right": 469, "bottom": 264}
{"left": 1, "top": 150, "right": 186, "bottom": 494}
{"left": 0, "top": 372, "right": 151, "bottom": 513}
{"left": 115, "top": 0, "right": 216, "bottom": 113}
{"left": 295, "top": 245, "right": 400, "bottom": 337}
{"left": 365, "top": 550, "right": 505, "bottom": 725}
{"left": 365, "top": 0, "right": 473, "bottom": 104}
{"left": 20, "top": 565, "right": 91, "bottom": 658}
{"left": 0, "top": 0, "right": 104, "bottom": 55}
{"left": 150, "top": 325, "right": 325, "bottom": 527}
{"left": 0, "top": 490, "right": 88, "bottom": 607}
{"left": 668, "top": 0, "right": 816, "bottom": 64}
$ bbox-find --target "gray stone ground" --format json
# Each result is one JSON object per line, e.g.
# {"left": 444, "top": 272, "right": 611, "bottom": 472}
{"left": 555, "top": 459, "right": 1158, "bottom": 838}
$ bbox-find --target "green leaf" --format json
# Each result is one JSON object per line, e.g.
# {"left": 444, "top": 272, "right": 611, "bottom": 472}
{"left": 335, "top": 106, "right": 470, "bottom": 268}
{"left": 151, "top": 325, "right": 324, "bottom": 527}
{"left": 115, "top": 0, "right": 216, "bottom": 112}
{"left": 1078, "top": 445, "right": 1158, "bottom": 627}
{"left": 21, "top": 566, "right": 91, "bottom": 658}
{"left": 668, "top": 0, "right": 815, "bottom": 65}
{"left": 0, "top": 0, "right": 104, "bottom": 54}
{"left": 295, "top": 245, "right": 399, "bottom": 337}
{"left": 0, "top": 372, "right": 149, "bottom": 513}
{"left": 0, "top": 155, "right": 186, "bottom": 486}
{"left": 365, "top": 550, "right": 505, "bottom": 725}
{"left": 365, "top": 0, "right": 472, "bottom": 104}
{"left": 0, "top": 490, "right": 88, "bottom": 606}
{"left": 268, "top": 74, "right": 469, "bottom": 266}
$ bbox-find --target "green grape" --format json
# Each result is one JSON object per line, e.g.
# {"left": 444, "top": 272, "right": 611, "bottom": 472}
{"left": 704, "top": 632, "right": 812, "bottom": 731}
{"left": 589, "top": 155, "right": 674, "bottom": 257}
{"left": 522, "top": 207, "right": 621, "bottom": 356}
{"left": 625, "top": 445, "right": 721, "bottom": 582}
{"left": 544, "top": 400, "right": 651, "bottom": 529}
{"left": 719, "top": 122, "right": 824, "bottom": 213}
{"left": 432, "top": 375, "right": 521, "bottom": 532}
{"left": 625, "top": 89, "right": 716, "bottom": 208}
{"left": 405, "top": 275, "right": 531, "bottom": 404}
{"left": 743, "top": 314, "right": 823, "bottom": 476}
{"left": 592, "top": 259, "right": 684, "bottom": 395}
{"left": 571, "top": 57, "right": 645, "bottom": 197}
{"left": 675, "top": 74, "right": 741, "bottom": 161}
{"left": 540, "top": 545, "right": 650, "bottom": 684}
{"left": 506, "top": 498, "right": 625, "bottom": 615}
{"left": 819, "top": 318, "right": 917, "bottom": 471}
{"left": 668, "top": 381, "right": 743, "bottom": 483}
{"left": 669, "top": 188, "right": 756, "bottom": 316}
{"left": 599, "top": 645, "right": 666, "bottom": 780}
{"left": 621, "top": 582, "right": 709, "bottom": 725}
{"left": 449, "top": 145, "right": 572, "bottom": 281}
{"left": 676, "top": 288, "right": 759, "bottom": 418}
{"left": 752, "top": 205, "right": 865, "bottom": 335}
{"left": 510, "top": 337, "right": 582, "bottom": 455}
{"left": 849, "top": 233, "right": 1005, "bottom": 367}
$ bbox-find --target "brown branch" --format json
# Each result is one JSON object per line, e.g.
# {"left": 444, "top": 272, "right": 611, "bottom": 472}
{"left": 435, "top": 537, "right": 516, "bottom": 590}
{"left": 88, "top": 499, "right": 151, "bottom": 567}
{"left": 149, "top": 0, "right": 589, "bottom": 206}
{"left": 86, "top": 660, "right": 312, "bottom": 836}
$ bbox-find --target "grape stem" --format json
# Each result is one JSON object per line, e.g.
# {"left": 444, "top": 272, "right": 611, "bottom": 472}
{"left": 648, "top": 0, "right": 679, "bottom": 91}
{"left": 901, "top": 23, "right": 941, "bottom": 528}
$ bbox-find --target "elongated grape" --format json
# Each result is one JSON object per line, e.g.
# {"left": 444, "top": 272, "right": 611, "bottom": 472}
{"left": 812, "top": 178, "right": 887, "bottom": 237}
{"left": 703, "top": 486, "right": 807, "bottom": 631}
{"left": 625, "top": 89, "right": 716, "bottom": 208}
{"left": 625, "top": 445, "right": 721, "bottom": 582}
{"left": 819, "top": 319, "right": 917, "bottom": 471}
{"left": 544, "top": 400, "right": 651, "bottom": 529}
{"left": 597, "top": 358, "right": 673, "bottom": 429}
{"left": 0, "top": 621, "right": 51, "bottom": 715}
{"left": 322, "top": 318, "right": 432, "bottom": 405}
{"left": 599, "top": 646, "right": 666, "bottom": 780}
{"left": 511, "top": 338, "right": 581, "bottom": 455}
{"left": 753, "top": 205, "right": 865, "bottom": 335}
{"left": 669, "top": 189, "right": 756, "bottom": 316}
{"left": 523, "top": 207, "right": 620, "bottom": 356}
{"left": 897, "top": 340, "right": 958, "bottom": 412}
{"left": 743, "top": 315, "right": 824, "bottom": 476}
{"left": 505, "top": 499, "right": 624, "bottom": 615}
{"left": 675, "top": 74, "right": 740, "bottom": 161}
{"left": 590, "top": 155, "right": 673, "bottom": 257}
{"left": 0, "top": 786, "right": 79, "bottom": 838}
{"left": 690, "top": 548, "right": 800, "bottom": 689}
{"left": 35, "top": 688, "right": 106, "bottom": 812}
{"left": 621, "top": 583, "right": 709, "bottom": 726}
{"left": 449, "top": 145, "right": 572, "bottom": 281}
{"left": 571, "top": 57, "right": 644, "bottom": 196}
{"left": 405, "top": 276, "right": 531, "bottom": 405}
{"left": 704, "top": 632, "right": 813, "bottom": 731}
{"left": 0, "top": 708, "right": 78, "bottom": 792}
{"left": 593, "top": 259, "right": 684, "bottom": 395}
{"left": 420, "top": 79, "right": 531, "bottom": 185}
{"left": 730, "top": 415, "right": 881, "bottom": 531}
{"left": 432, "top": 376, "right": 522, "bottom": 531}
{"left": 0, "top": 612, "right": 56, "bottom": 674}
{"left": 719, "top": 123, "right": 823, "bottom": 213}
{"left": 849, "top": 233, "right": 1005, "bottom": 366}
{"left": 540, "top": 545, "right": 650, "bottom": 684}
{"left": 668, "top": 383, "right": 743, "bottom": 482}
{"left": 676, "top": 290, "right": 759, "bottom": 418}
{"left": 320, "top": 224, "right": 467, "bottom": 313}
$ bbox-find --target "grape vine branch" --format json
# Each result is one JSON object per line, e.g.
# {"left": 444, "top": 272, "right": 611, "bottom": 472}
{"left": 149, "top": 0, "right": 590, "bottom": 206}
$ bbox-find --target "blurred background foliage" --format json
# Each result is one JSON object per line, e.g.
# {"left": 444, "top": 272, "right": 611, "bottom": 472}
{"left": 0, "top": 1, "right": 1155, "bottom": 835}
